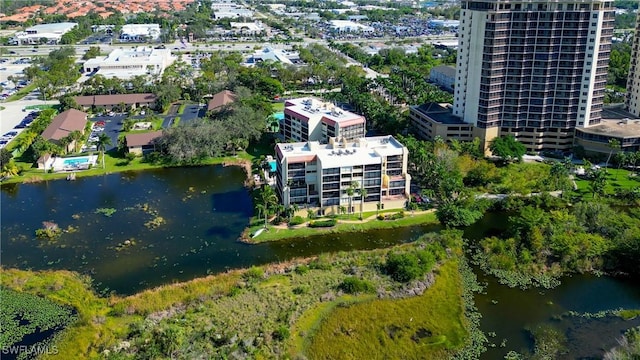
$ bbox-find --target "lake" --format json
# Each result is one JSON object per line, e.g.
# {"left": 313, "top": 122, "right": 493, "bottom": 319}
{"left": 2, "top": 166, "right": 639, "bottom": 358}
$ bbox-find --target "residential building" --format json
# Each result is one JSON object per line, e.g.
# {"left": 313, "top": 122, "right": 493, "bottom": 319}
{"left": 452, "top": 0, "right": 614, "bottom": 153}
{"left": 429, "top": 65, "right": 456, "bottom": 92}
{"left": 41, "top": 109, "right": 88, "bottom": 152}
{"left": 120, "top": 24, "right": 161, "bottom": 42}
{"left": 207, "top": 90, "right": 237, "bottom": 112}
{"left": 275, "top": 135, "right": 411, "bottom": 215}
{"left": 281, "top": 97, "right": 366, "bottom": 143}
{"left": 124, "top": 131, "right": 163, "bottom": 155}
{"left": 74, "top": 93, "right": 157, "bottom": 111}
{"left": 626, "top": 12, "right": 640, "bottom": 117}
{"left": 10, "top": 22, "right": 77, "bottom": 45}
{"left": 83, "top": 47, "right": 175, "bottom": 79}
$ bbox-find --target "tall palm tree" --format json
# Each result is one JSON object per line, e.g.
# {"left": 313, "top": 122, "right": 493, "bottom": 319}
{"left": 346, "top": 181, "right": 358, "bottom": 215}
{"left": 94, "top": 133, "right": 112, "bottom": 169}
{"left": 257, "top": 185, "right": 277, "bottom": 228}
{"left": 359, "top": 187, "right": 368, "bottom": 220}
{"left": 68, "top": 130, "right": 83, "bottom": 153}
{"left": 605, "top": 138, "right": 620, "bottom": 172}
{"left": 59, "top": 136, "right": 71, "bottom": 155}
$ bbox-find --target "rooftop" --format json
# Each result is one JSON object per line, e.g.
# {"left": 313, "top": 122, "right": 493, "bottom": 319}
{"left": 74, "top": 93, "right": 157, "bottom": 106}
{"left": 277, "top": 135, "right": 405, "bottom": 168}
{"left": 578, "top": 119, "right": 640, "bottom": 139}
{"left": 207, "top": 90, "right": 237, "bottom": 112}
{"left": 430, "top": 65, "right": 456, "bottom": 78}
{"left": 125, "top": 130, "right": 163, "bottom": 147}
{"left": 25, "top": 22, "right": 77, "bottom": 33}
{"left": 284, "top": 97, "right": 365, "bottom": 126}
{"left": 41, "top": 109, "right": 88, "bottom": 141}
{"left": 411, "top": 103, "right": 467, "bottom": 125}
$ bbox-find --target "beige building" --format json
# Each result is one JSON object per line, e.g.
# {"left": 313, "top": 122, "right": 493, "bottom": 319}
{"left": 409, "top": 103, "right": 473, "bottom": 142}
{"left": 575, "top": 107, "right": 640, "bottom": 153}
{"left": 124, "top": 131, "right": 163, "bottom": 155}
{"left": 41, "top": 109, "right": 88, "bottom": 153}
{"left": 626, "top": 12, "right": 640, "bottom": 117}
{"left": 452, "top": 0, "right": 614, "bottom": 152}
{"left": 275, "top": 136, "right": 411, "bottom": 216}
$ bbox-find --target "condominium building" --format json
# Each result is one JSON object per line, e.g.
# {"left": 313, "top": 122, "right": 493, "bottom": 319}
{"left": 275, "top": 136, "right": 411, "bottom": 215}
{"left": 452, "top": 0, "right": 614, "bottom": 152}
{"left": 280, "top": 97, "right": 366, "bottom": 143}
{"left": 626, "top": 12, "right": 640, "bottom": 117}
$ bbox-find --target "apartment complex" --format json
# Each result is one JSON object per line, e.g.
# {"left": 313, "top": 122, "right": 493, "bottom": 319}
{"left": 275, "top": 136, "right": 411, "bottom": 215}
{"left": 443, "top": 0, "right": 615, "bottom": 152}
{"left": 280, "top": 97, "right": 366, "bottom": 143}
{"left": 626, "top": 12, "right": 640, "bottom": 117}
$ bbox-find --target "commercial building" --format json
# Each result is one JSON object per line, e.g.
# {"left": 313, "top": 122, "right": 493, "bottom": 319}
{"left": 451, "top": 0, "right": 614, "bottom": 153}
{"left": 280, "top": 97, "right": 366, "bottom": 143}
{"left": 230, "top": 22, "right": 263, "bottom": 34}
{"left": 120, "top": 24, "right": 161, "bottom": 42}
{"left": 329, "top": 20, "right": 374, "bottom": 33}
{"left": 275, "top": 135, "right": 411, "bottom": 215}
{"left": 245, "top": 47, "right": 301, "bottom": 66}
{"left": 429, "top": 65, "right": 456, "bottom": 92}
{"left": 575, "top": 106, "right": 640, "bottom": 153}
{"left": 83, "top": 47, "right": 175, "bottom": 79}
{"left": 10, "top": 22, "right": 77, "bottom": 45}
{"left": 626, "top": 12, "right": 640, "bottom": 117}
{"left": 211, "top": 1, "right": 254, "bottom": 19}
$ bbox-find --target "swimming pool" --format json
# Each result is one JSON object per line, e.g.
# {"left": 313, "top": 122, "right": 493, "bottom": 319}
{"left": 269, "top": 161, "right": 277, "bottom": 173}
{"left": 63, "top": 157, "right": 90, "bottom": 167}
{"left": 273, "top": 112, "right": 284, "bottom": 120}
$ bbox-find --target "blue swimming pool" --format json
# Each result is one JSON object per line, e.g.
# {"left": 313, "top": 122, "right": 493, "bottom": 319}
{"left": 273, "top": 112, "right": 284, "bottom": 120}
{"left": 63, "top": 157, "right": 90, "bottom": 166}
{"left": 269, "top": 161, "right": 277, "bottom": 172}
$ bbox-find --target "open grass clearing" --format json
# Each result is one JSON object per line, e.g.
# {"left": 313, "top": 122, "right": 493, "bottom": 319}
{"left": 574, "top": 168, "right": 639, "bottom": 198}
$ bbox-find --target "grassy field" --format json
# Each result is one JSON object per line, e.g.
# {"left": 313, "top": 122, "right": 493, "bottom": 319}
{"left": 0, "top": 234, "right": 468, "bottom": 359}
{"left": 246, "top": 211, "right": 439, "bottom": 243}
{"left": 272, "top": 102, "right": 285, "bottom": 112}
{"left": 304, "top": 261, "right": 466, "bottom": 360}
{"left": 5, "top": 83, "right": 37, "bottom": 102}
{"left": 574, "top": 168, "right": 640, "bottom": 198}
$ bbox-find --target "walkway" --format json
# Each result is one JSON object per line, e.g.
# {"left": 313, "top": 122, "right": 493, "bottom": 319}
{"left": 270, "top": 209, "right": 435, "bottom": 229}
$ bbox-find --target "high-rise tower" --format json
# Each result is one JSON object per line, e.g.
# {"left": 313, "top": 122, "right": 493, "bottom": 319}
{"left": 626, "top": 12, "right": 640, "bottom": 117}
{"left": 453, "top": 0, "right": 614, "bottom": 152}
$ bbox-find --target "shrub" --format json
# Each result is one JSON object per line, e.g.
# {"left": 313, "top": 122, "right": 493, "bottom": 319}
{"left": 308, "top": 219, "right": 337, "bottom": 228}
{"left": 294, "top": 264, "right": 309, "bottom": 275}
{"left": 338, "top": 277, "right": 375, "bottom": 294}
{"left": 272, "top": 325, "right": 290, "bottom": 341}
{"left": 292, "top": 286, "right": 309, "bottom": 295}
{"left": 243, "top": 266, "right": 264, "bottom": 281}
{"left": 377, "top": 214, "right": 385, "bottom": 221}
{"left": 289, "top": 216, "right": 304, "bottom": 226}
{"left": 385, "top": 249, "right": 436, "bottom": 283}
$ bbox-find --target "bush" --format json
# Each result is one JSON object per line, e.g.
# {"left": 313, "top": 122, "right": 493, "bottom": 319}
{"left": 338, "top": 277, "right": 376, "bottom": 294}
{"left": 308, "top": 219, "right": 337, "bottom": 228}
{"left": 243, "top": 266, "right": 263, "bottom": 281}
{"left": 385, "top": 249, "right": 436, "bottom": 283}
{"left": 272, "top": 325, "right": 290, "bottom": 341}
{"left": 294, "top": 264, "right": 309, "bottom": 275}
{"left": 289, "top": 216, "right": 304, "bottom": 226}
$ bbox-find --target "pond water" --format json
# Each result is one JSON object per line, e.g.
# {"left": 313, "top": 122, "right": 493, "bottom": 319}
{"left": 2, "top": 166, "right": 639, "bottom": 358}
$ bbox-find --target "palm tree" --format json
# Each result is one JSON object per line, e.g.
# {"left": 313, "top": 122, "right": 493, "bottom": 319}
{"left": 256, "top": 185, "right": 277, "bottom": 228}
{"left": 346, "top": 181, "right": 358, "bottom": 215}
{"left": 604, "top": 138, "right": 620, "bottom": 172}
{"left": 94, "top": 133, "right": 112, "bottom": 169}
{"left": 359, "top": 187, "right": 367, "bottom": 220}
{"left": 59, "top": 136, "right": 71, "bottom": 155}
{"left": 68, "top": 130, "right": 83, "bottom": 153}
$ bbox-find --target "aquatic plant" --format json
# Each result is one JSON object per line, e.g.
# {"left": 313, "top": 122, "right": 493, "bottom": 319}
{"left": 35, "top": 221, "right": 62, "bottom": 240}
{"left": 95, "top": 208, "right": 117, "bottom": 217}
{"left": 144, "top": 216, "right": 165, "bottom": 229}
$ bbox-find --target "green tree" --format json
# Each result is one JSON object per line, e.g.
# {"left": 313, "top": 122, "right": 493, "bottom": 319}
{"left": 94, "top": 133, "right": 112, "bottom": 169}
{"left": 489, "top": 135, "right": 526, "bottom": 163}
{"left": 0, "top": 148, "right": 12, "bottom": 168}
{"left": 359, "top": 186, "right": 368, "bottom": 220}
{"left": 256, "top": 185, "right": 277, "bottom": 228}
{"left": 346, "top": 181, "right": 358, "bottom": 214}
{"left": 605, "top": 138, "right": 621, "bottom": 172}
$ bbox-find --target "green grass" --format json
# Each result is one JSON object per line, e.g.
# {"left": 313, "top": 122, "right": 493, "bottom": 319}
{"left": 272, "top": 102, "right": 285, "bottom": 112}
{"left": 24, "top": 104, "right": 60, "bottom": 111}
{"left": 172, "top": 116, "right": 181, "bottom": 127}
{"left": 5, "top": 83, "right": 37, "bottom": 102}
{"left": 304, "top": 261, "right": 466, "bottom": 360}
{"left": 177, "top": 104, "right": 186, "bottom": 114}
{"left": 247, "top": 211, "right": 438, "bottom": 243}
{"left": 617, "top": 309, "right": 640, "bottom": 320}
{"left": 574, "top": 168, "right": 640, "bottom": 198}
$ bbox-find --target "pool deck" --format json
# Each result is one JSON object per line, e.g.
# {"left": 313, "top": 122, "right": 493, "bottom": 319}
{"left": 51, "top": 155, "right": 98, "bottom": 172}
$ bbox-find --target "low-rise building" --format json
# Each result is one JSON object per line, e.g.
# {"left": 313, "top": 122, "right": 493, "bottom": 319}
{"left": 207, "top": 90, "right": 237, "bottom": 112}
{"left": 245, "top": 47, "right": 301, "bottom": 66}
{"left": 329, "top": 20, "right": 374, "bottom": 33}
{"left": 41, "top": 109, "right": 88, "bottom": 152}
{"left": 275, "top": 135, "right": 411, "bottom": 215}
{"left": 124, "top": 130, "right": 163, "bottom": 155}
{"left": 575, "top": 107, "right": 640, "bottom": 153}
{"left": 120, "top": 24, "right": 161, "bottom": 42}
{"left": 281, "top": 97, "right": 366, "bottom": 143}
{"left": 409, "top": 103, "right": 473, "bottom": 142}
{"left": 230, "top": 22, "right": 263, "bottom": 35}
{"left": 10, "top": 22, "right": 77, "bottom": 45}
{"left": 83, "top": 47, "right": 175, "bottom": 79}
{"left": 429, "top": 65, "right": 455, "bottom": 92}
{"left": 74, "top": 93, "right": 157, "bottom": 111}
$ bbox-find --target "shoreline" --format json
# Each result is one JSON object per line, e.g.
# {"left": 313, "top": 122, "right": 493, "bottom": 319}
{"left": 240, "top": 210, "right": 439, "bottom": 244}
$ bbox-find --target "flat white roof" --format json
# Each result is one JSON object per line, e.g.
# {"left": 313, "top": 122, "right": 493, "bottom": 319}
{"left": 285, "top": 97, "right": 364, "bottom": 126}
{"left": 277, "top": 135, "right": 405, "bottom": 169}
{"left": 230, "top": 22, "right": 263, "bottom": 31}
{"left": 329, "top": 20, "right": 374, "bottom": 31}
{"left": 121, "top": 24, "right": 160, "bottom": 36}
{"left": 25, "top": 22, "right": 77, "bottom": 34}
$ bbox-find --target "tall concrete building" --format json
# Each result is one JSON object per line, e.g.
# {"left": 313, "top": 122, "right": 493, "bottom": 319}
{"left": 453, "top": 0, "right": 614, "bottom": 152}
{"left": 626, "top": 12, "right": 640, "bottom": 117}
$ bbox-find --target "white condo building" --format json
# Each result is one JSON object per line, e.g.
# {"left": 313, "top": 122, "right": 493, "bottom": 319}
{"left": 281, "top": 97, "right": 366, "bottom": 143}
{"left": 452, "top": 0, "right": 614, "bottom": 152}
{"left": 626, "top": 12, "right": 640, "bottom": 117}
{"left": 83, "top": 47, "right": 175, "bottom": 79}
{"left": 275, "top": 136, "right": 411, "bottom": 215}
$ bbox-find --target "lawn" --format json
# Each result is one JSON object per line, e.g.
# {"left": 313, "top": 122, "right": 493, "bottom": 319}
{"left": 5, "top": 83, "right": 37, "bottom": 102}
{"left": 272, "top": 102, "right": 285, "bottom": 112}
{"left": 246, "top": 211, "right": 439, "bottom": 243}
{"left": 303, "top": 260, "right": 467, "bottom": 360}
{"left": 574, "top": 168, "right": 640, "bottom": 198}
